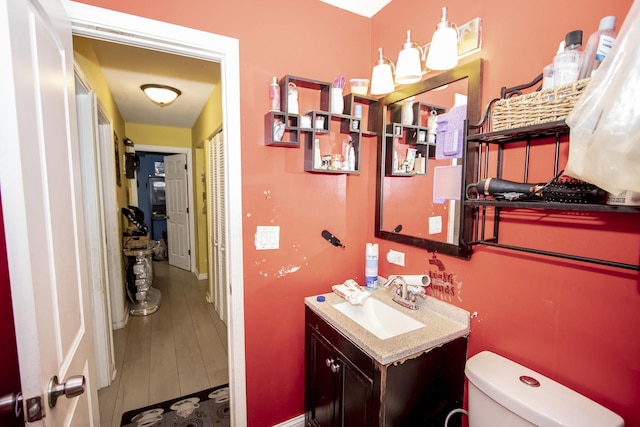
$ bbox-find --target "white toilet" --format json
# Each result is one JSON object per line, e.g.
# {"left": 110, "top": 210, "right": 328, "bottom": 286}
{"left": 465, "top": 351, "right": 624, "bottom": 427}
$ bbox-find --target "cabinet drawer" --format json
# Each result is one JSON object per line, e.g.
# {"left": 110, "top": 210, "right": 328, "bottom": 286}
{"left": 306, "top": 307, "right": 374, "bottom": 379}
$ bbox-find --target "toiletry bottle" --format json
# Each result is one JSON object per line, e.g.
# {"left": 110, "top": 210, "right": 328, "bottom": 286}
{"left": 579, "top": 16, "right": 616, "bottom": 79}
{"left": 553, "top": 30, "right": 583, "bottom": 87}
{"left": 314, "top": 140, "right": 321, "bottom": 169}
{"left": 365, "top": 243, "right": 379, "bottom": 290}
{"left": 269, "top": 76, "right": 280, "bottom": 111}
{"left": 348, "top": 145, "right": 355, "bottom": 170}
{"left": 542, "top": 41, "right": 564, "bottom": 90}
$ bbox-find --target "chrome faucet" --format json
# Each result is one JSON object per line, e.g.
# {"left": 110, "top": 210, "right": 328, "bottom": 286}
{"left": 383, "top": 275, "right": 426, "bottom": 310}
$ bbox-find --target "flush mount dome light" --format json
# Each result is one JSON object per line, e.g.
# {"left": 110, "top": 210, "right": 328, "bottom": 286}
{"left": 140, "top": 84, "right": 181, "bottom": 107}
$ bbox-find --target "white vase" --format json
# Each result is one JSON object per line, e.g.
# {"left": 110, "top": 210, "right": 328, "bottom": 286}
{"left": 330, "top": 87, "right": 344, "bottom": 114}
{"left": 401, "top": 96, "right": 415, "bottom": 125}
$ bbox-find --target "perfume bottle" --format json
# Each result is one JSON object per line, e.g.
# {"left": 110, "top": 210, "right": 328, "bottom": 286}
{"left": 269, "top": 76, "right": 280, "bottom": 111}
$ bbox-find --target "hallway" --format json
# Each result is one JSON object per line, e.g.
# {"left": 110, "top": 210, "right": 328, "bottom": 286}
{"left": 98, "top": 262, "right": 228, "bottom": 427}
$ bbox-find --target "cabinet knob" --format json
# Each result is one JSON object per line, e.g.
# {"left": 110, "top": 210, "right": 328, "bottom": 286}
{"left": 330, "top": 363, "right": 340, "bottom": 373}
{"left": 325, "top": 358, "right": 334, "bottom": 368}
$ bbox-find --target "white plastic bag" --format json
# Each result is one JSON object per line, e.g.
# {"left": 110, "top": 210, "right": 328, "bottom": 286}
{"left": 565, "top": 0, "right": 640, "bottom": 194}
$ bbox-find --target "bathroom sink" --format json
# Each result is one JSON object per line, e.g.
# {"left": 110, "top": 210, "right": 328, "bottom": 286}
{"left": 333, "top": 297, "right": 425, "bottom": 339}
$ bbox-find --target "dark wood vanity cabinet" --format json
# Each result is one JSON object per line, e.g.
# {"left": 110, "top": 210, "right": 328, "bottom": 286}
{"left": 305, "top": 307, "right": 467, "bottom": 427}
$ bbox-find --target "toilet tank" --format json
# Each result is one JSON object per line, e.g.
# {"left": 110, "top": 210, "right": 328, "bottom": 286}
{"left": 465, "top": 351, "right": 624, "bottom": 427}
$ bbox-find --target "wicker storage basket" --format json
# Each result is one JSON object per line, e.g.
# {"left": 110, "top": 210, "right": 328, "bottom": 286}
{"left": 491, "top": 78, "right": 590, "bottom": 131}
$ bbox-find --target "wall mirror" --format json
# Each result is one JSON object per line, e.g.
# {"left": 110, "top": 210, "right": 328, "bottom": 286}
{"left": 375, "top": 59, "right": 483, "bottom": 258}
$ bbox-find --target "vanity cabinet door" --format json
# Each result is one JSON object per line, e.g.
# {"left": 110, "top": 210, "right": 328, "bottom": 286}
{"left": 306, "top": 307, "right": 375, "bottom": 427}
{"left": 306, "top": 330, "right": 338, "bottom": 427}
{"left": 335, "top": 348, "right": 373, "bottom": 427}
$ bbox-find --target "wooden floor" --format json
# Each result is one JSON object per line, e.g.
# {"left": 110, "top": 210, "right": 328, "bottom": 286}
{"left": 98, "top": 261, "right": 229, "bottom": 427}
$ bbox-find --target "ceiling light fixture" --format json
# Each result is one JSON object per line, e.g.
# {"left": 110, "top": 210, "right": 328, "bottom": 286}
{"left": 140, "top": 84, "right": 182, "bottom": 107}
{"left": 426, "top": 7, "right": 459, "bottom": 71}
{"left": 370, "top": 48, "right": 396, "bottom": 96}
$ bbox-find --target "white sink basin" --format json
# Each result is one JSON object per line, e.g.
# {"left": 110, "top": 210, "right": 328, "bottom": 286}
{"left": 333, "top": 297, "right": 425, "bottom": 340}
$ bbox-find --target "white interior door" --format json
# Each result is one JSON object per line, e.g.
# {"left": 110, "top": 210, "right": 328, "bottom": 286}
{"left": 0, "top": 0, "right": 99, "bottom": 425}
{"left": 165, "top": 153, "right": 191, "bottom": 270}
{"left": 207, "top": 132, "right": 228, "bottom": 324}
{"left": 75, "top": 88, "right": 115, "bottom": 389}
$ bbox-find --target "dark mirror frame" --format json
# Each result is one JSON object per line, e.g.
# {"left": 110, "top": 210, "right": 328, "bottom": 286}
{"left": 374, "top": 58, "right": 484, "bottom": 258}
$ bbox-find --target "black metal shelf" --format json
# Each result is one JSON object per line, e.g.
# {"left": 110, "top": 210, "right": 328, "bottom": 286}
{"left": 467, "top": 121, "right": 569, "bottom": 144}
{"left": 465, "top": 75, "right": 639, "bottom": 271}
{"left": 465, "top": 199, "right": 640, "bottom": 213}
{"left": 465, "top": 240, "right": 640, "bottom": 271}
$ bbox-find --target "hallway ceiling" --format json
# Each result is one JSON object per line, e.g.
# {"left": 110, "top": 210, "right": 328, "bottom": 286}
{"left": 78, "top": 2, "right": 382, "bottom": 129}
{"left": 79, "top": 36, "right": 220, "bottom": 129}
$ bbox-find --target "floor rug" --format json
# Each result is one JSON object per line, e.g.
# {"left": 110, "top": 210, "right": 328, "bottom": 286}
{"left": 120, "top": 383, "right": 229, "bottom": 427}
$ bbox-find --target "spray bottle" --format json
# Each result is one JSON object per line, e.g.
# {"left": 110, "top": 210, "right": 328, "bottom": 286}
{"left": 365, "top": 243, "right": 379, "bottom": 290}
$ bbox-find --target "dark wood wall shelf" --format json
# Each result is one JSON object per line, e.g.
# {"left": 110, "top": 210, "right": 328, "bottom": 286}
{"left": 384, "top": 102, "right": 444, "bottom": 176}
{"left": 265, "top": 75, "right": 379, "bottom": 175}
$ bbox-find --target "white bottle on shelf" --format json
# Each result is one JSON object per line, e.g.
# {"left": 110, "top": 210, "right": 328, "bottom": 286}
{"left": 579, "top": 16, "right": 616, "bottom": 79}
{"left": 348, "top": 146, "right": 355, "bottom": 170}
{"left": 314, "top": 140, "right": 321, "bottom": 169}
{"left": 553, "top": 30, "right": 583, "bottom": 87}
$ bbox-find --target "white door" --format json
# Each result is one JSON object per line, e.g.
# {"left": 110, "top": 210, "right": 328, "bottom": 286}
{"left": 0, "top": 0, "right": 99, "bottom": 425}
{"left": 165, "top": 153, "right": 191, "bottom": 270}
{"left": 75, "top": 88, "right": 115, "bottom": 389}
{"left": 207, "top": 132, "right": 228, "bottom": 324}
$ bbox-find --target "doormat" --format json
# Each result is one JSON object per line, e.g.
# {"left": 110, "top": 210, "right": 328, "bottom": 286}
{"left": 120, "top": 383, "right": 229, "bottom": 427}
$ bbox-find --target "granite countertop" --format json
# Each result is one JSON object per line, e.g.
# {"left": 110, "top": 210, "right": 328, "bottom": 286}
{"left": 305, "top": 286, "right": 470, "bottom": 365}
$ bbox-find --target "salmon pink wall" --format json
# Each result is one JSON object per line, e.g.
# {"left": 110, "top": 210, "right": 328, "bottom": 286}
{"left": 73, "top": 1, "right": 375, "bottom": 425}
{"left": 372, "top": 1, "right": 640, "bottom": 426}
{"left": 73, "top": 0, "right": 639, "bottom": 426}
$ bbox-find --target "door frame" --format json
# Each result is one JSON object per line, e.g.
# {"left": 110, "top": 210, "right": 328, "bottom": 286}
{"left": 135, "top": 145, "right": 195, "bottom": 273}
{"left": 63, "top": 1, "right": 247, "bottom": 424}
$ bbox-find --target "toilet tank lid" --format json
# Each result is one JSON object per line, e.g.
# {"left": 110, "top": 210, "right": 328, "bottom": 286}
{"left": 465, "top": 351, "right": 624, "bottom": 427}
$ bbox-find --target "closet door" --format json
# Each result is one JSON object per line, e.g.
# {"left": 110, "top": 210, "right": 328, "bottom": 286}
{"left": 208, "top": 132, "right": 228, "bottom": 324}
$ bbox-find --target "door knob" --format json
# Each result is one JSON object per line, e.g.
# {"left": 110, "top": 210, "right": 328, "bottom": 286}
{"left": 48, "top": 375, "right": 85, "bottom": 408}
{"left": 0, "top": 392, "right": 22, "bottom": 417}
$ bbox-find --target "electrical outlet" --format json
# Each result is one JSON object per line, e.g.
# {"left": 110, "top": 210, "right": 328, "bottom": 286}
{"left": 387, "top": 249, "right": 405, "bottom": 266}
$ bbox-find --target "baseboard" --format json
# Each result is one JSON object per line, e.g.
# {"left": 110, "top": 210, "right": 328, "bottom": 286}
{"left": 273, "top": 414, "right": 304, "bottom": 427}
{"left": 112, "top": 308, "right": 129, "bottom": 330}
{"left": 195, "top": 270, "right": 208, "bottom": 280}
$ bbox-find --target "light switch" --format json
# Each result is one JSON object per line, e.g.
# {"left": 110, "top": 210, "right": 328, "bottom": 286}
{"left": 429, "top": 216, "right": 442, "bottom": 235}
{"left": 255, "top": 226, "right": 280, "bottom": 250}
